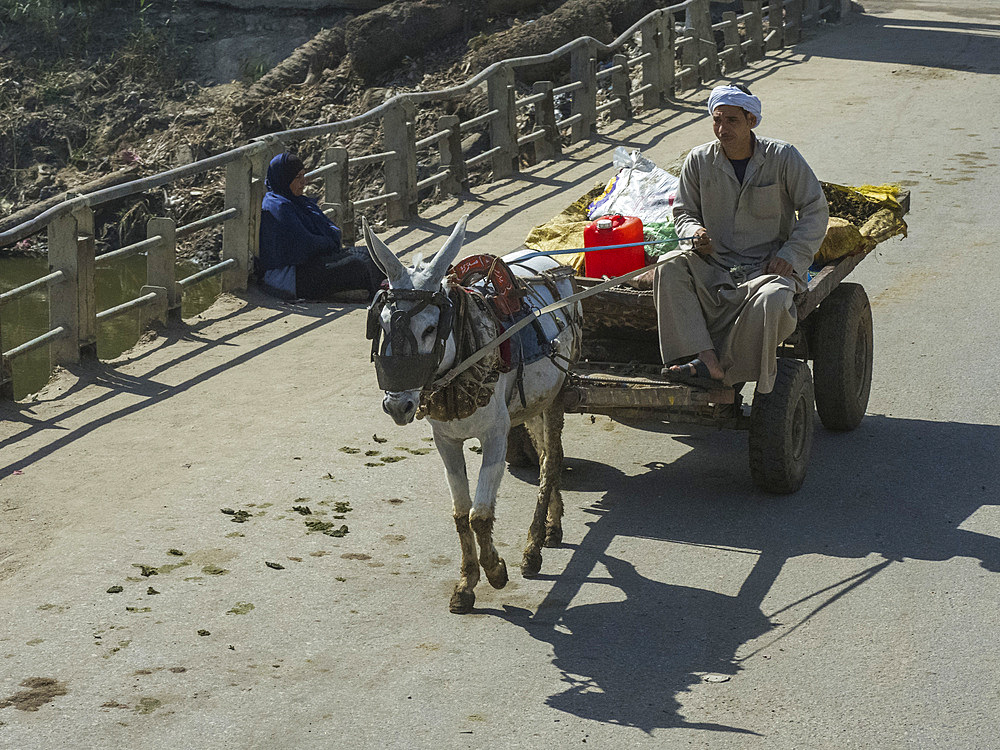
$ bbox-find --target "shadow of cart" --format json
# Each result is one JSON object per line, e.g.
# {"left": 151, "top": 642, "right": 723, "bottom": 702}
{"left": 496, "top": 414, "right": 999, "bottom": 734}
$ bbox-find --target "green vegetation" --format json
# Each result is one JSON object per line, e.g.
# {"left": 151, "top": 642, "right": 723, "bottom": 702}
{"left": 239, "top": 54, "right": 272, "bottom": 84}
{"left": 1, "top": 0, "right": 191, "bottom": 206}
{"left": 0, "top": 1, "right": 187, "bottom": 78}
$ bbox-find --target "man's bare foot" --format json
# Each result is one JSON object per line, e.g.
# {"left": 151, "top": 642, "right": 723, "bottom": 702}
{"left": 662, "top": 349, "right": 725, "bottom": 387}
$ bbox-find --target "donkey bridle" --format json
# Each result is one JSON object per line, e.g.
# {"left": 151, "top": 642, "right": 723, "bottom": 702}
{"left": 366, "top": 287, "right": 454, "bottom": 392}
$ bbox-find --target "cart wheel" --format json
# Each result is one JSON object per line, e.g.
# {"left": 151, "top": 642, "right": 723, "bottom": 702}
{"left": 506, "top": 424, "right": 539, "bottom": 468}
{"left": 748, "top": 358, "right": 815, "bottom": 494}
{"left": 809, "top": 282, "right": 873, "bottom": 431}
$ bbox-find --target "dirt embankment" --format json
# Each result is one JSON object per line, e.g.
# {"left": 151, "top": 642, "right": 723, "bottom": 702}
{"left": 1, "top": 0, "right": 664, "bottom": 262}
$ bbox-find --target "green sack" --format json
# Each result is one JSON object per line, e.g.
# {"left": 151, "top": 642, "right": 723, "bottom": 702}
{"left": 643, "top": 221, "right": 679, "bottom": 258}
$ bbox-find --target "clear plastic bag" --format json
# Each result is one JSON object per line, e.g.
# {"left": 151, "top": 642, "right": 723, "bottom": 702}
{"left": 587, "top": 147, "right": 680, "bottom": 225}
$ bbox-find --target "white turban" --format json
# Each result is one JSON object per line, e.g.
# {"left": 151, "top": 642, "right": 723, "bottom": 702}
{"left": 707, "top": 85, "right": 762, "bottom": 128}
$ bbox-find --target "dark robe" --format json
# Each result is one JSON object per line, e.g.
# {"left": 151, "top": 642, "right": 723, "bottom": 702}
{"left": 258, "top": 152, "right": 384, "bottom": 300}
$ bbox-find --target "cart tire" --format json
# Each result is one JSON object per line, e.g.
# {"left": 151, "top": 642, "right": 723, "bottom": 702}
{"left": 809, "top": 282, "right": 873, "bottom": 431}
{"left": 748, "top": 358, "right": 815, "bottom": 494}
{"left": 506, "top": 424, "right": 539, "bottom": 468}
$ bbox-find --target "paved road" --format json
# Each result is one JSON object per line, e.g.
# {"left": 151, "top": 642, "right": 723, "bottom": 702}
{"left": 2, "top": 3, "right": 999, "bottom": 747}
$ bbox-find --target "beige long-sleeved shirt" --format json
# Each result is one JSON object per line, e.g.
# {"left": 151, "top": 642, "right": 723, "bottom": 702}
{"left": 672, "top": 135, "right": 829, "bottom": 280}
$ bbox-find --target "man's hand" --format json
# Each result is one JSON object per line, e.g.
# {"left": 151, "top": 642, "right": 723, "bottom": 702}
{"left": 691, "top": 228, "right": 713, "bottom": 256}
{"left": 765, "top": 256, "right": 794, "bottom": 278}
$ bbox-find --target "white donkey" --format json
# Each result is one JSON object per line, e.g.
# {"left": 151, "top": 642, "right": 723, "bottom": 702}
{"left": 363, "top": 215, "right": 582, "bottom": 613}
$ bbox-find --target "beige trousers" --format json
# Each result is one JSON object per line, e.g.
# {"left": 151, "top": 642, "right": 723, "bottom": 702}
{"left": 652, "top": 251, "right": 800, "bottom": 394}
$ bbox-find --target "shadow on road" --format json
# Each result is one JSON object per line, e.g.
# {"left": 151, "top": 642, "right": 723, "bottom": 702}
{"left": 808, "top": 12, "right": 1000, "bottom": 73}
{"left": 496, "top": 414, "right": 999, "bottom": 733}
{"left": 0, "top": 291, "right": 364, "bottom": 477}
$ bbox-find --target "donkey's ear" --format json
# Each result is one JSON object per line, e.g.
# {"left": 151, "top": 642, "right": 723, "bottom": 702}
{"left": 363, "top": 216, "right": 406, "bottom": 285}
{"left": 425, "top": 215, "right": 468, "bottom": 283}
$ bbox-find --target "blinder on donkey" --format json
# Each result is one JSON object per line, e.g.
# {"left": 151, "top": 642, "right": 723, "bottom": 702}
{"left": 367, "top": 287, "right": 454, "bottom": 392}
{"left": 362, "top": 214, "right": 582, "bottom": 614}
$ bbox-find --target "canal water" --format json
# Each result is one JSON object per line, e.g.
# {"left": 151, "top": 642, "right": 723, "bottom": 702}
{"left": 0, "top": 255, "right": 220, "bottom": 400}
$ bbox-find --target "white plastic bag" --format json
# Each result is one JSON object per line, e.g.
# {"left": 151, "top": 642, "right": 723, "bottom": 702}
{"left": 587, "top": 147, "right": 679, "bottom": 225}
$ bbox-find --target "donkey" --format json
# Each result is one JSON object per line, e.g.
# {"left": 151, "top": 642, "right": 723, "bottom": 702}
{"left": 363, "top": 215, "right": 582, "bottom": 613}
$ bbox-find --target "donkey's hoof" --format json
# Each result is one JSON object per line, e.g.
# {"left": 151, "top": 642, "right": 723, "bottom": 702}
{"left": 449, "top": 589, "right": 475, "bottom": 614}
{"left": 485, "top": 559, "right": 508, "bottom": 589}
{"left": 544, "top": 526, "right": 563, "bottom": 548}
{"left": 521, "top": 550, "right": 542, "bottom": 578}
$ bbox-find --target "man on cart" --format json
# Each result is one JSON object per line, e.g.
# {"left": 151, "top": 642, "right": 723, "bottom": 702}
{"left": 648, "top": 84, "right": 829, "bottom": 394}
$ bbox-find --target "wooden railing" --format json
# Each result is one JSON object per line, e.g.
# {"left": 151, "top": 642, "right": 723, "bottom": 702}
{"left": 0, "top": 0, "right": 850, "bottom": 400}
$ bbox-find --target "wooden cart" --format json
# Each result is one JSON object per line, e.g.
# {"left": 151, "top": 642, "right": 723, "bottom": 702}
{"left": 558, "top": 189, "right": 910, "bottom": 494}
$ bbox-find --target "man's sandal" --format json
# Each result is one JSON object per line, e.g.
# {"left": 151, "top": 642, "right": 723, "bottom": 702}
{"left": 661, "top": 358, "right": 725, "bottom": 389}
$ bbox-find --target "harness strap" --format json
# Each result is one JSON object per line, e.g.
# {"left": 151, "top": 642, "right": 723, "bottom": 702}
{"left": 516, "top": 358, "right": 526, "bottom": 408}
{"left": 450, "top": 253, "right": 523, "bottom": 317}
{"left": 430, "top": 260, "right": 659, "bottom": 389}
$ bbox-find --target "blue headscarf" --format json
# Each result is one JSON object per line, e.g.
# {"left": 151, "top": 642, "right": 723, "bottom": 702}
{"left": 259, "top": 152, "right": 343, "bottom": 271}
{"left": 265, "top": 152, "right": 306, "bottom": 198}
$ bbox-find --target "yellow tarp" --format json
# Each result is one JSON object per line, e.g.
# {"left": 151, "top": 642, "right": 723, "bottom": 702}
{"left": 820, "top": 182, "right": 908, "bottom": 262}
{"left": 524, "top": 180, "right": 909, "bottom": 271}
{"left": 522, "top": 183, "right": 606, "bottom": 275}
{"left": 815, "top": 217, "right": 873, "bottom": 265}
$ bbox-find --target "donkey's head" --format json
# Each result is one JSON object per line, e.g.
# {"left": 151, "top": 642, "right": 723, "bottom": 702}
{"left": 363, "top": 216, "right": 468, "bottom": 425}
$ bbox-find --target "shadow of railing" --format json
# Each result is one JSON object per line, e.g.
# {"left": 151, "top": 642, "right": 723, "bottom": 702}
{"left": 376, "top": 50, "right": 812, "bottom": 258}
{"left": 0, "top": 292, "right": 366, "bottom": 477}
{"left": 800, "top": 12, "right": 1000, "bottom": 73}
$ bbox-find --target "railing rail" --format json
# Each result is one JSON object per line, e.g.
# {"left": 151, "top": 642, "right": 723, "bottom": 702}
{"left": 0, "top": 270, "right": 65, "bottom": 306}
{"left": 0, "top": 0, "right": 852, "bottom": 400}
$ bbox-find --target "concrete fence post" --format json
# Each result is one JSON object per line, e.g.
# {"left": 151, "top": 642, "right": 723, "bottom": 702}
{"left": 139, "top": 285, "right": 169, "bottom": 327}
{"left": 785, "top": 0, "right": 803, "bottom": 44}
{"left": 639, "top": 16, "right": 662, "bottom": 107}
{"left": 767, "top": 0, "right": 785, "bottom": 50}
{"left": 487, "top": 64, "right": 519, "bottom": 178}
{"left": 435, "top": 115, "right": 468, "bottom": 194}
{"left": 324, "top": 146, "right": 355, "bottom": 245}
{"left": 679, "top": 26, "right": 700, "bottom": 91}
{"left": 569, "top": 40, "right": 597, "bottom": 143}
{"left": 383, "top": 99, "right": 418, "bottom": 224}
{"left": 530, "top": 81, "right": 562, "bottom": 163}
{"left": 73, "top": 206, "right": 97, "bottom": 360}
{"left": 247, "top": 146, "right": 269, "bottom": 273}
{"left": 721, "top": 11, "right": 742, "bottom": 73}
{"left": 323, "top": 146, "right": 348, "bottom": 206}
{"left": 804, "top": 0, "right": 820, "bottom": 27}
{"left": 0, "top": 319, "right": 11, "bottom": 400}
{"left": 661, "top": 12, "right": 677, "bottom": 96}
{"left": 744, "top": 0, "right": 765, "bottom": 61}
{"left": 838, "top": 0, "right": 852, "bottom": 22}
{"left": 147, "top": 217, "right": 179, "bottom": 321}
{"left": 640, "top": 13, "right": 674, "bottom": 106}
{"left": 690, "top": 0, "right": 719, "bottom": 83}
{"left": 222, "top": 154, "right": 253, "bottom": 292}
{"left": 609, "top": 53, "right": 632, "bottom": 121}
{"left": 47, "top": 212, "right": 80, "bottom": 366}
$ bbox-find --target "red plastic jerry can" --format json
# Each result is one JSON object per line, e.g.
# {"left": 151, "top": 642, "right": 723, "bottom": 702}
{"left": 584, "top": 214, "right": 645, "bottom": 278}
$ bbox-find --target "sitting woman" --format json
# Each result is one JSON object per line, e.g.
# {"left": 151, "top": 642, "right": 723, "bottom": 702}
{"left": 258, "top": 152, "right": 385, "bottom": 301}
